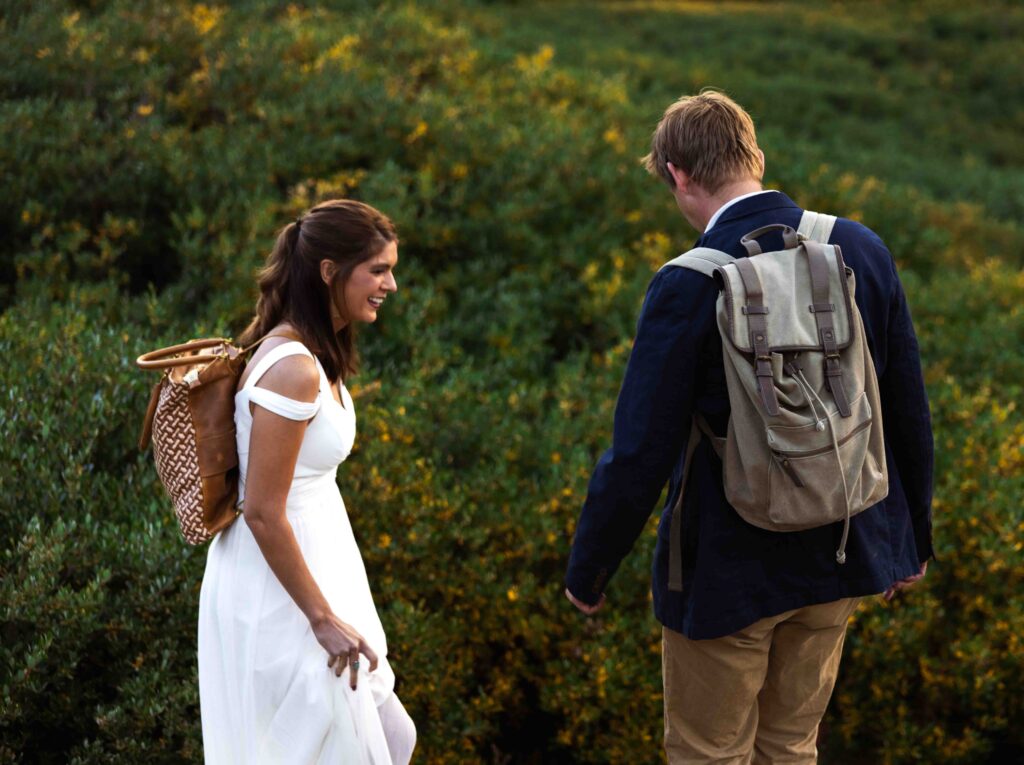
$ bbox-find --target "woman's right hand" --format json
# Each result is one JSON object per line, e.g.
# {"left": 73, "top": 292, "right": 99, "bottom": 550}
{"left": 311, "top": 612, "right": 379, "bottom": 690}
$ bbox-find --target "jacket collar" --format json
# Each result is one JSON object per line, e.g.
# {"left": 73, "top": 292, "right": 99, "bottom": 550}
{"left": 714, "top": 190, "right": 798, "bottom": 228}
{"left": 704, "top": 190, "right": 776, "bottom": 234}
{"left": 697, "top": 190, "right": 799, "bottom": 245}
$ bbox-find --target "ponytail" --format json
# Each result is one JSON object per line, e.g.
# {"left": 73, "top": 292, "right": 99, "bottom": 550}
{"left": 238, "top": 200, "right": 397, "bottom": 383}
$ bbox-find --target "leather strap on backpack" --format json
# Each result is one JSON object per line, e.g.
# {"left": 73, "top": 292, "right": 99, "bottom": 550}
{"left": 668, "top": 419, "right": 702, "bottom": 592}
{"left": 803, "top": 240, "right": 853, "bottom": 418}
{"left": 136, "top": 330, "right": 301, "bottom": 371}
{"left": 668, "top": 415, "right": 727, "bottom": 592}
{"left": 661, "top": 249, "right": 737, "bottom": 593}
{"left": 739, "top": 223, "right": 800, "bottom": 256}
{"left": 733, "top": 258, "right": 780, "bottom": 416}
{"left": 136, "top": 337, "right": 235, "bottom": 370}
{"left": 138, "top": 381, "right": 162, "bottom": 450}
{"left": 137, "top": 329, "right": 302, "bottom": 450}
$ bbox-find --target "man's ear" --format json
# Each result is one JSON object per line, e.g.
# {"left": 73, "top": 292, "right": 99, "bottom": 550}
{"left": 666, "top": 161, "right": 689, "bottom": 192}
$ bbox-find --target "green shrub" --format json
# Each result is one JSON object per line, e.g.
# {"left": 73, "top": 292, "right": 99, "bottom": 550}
{"left": 0, "top": 290, "right": 203, "bottom": 763}
{"left": 1, "top": 1, "right": 1022, "bottom": 763}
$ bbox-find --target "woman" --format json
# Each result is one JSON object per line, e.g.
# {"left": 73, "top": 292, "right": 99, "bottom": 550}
{"left": 198, "top": 199, "right": 416, "bottom": 764}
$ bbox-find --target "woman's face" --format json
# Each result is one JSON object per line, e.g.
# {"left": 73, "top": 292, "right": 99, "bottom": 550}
{"left": 325, "top": 240, "right": 399, "bottom": 329}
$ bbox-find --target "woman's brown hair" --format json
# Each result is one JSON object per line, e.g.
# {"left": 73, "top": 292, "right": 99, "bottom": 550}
{"left": 238, "top": 199, "right": 397, "bottom": 383}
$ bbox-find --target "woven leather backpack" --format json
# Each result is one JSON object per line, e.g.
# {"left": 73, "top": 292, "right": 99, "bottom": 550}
{"left": 137, "top": 331, "right": 297, "bottom": 544}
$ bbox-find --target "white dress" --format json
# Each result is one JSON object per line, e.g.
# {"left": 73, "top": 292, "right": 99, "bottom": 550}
{"left": 199, "top": 341, "right": 396, "bottom": 764}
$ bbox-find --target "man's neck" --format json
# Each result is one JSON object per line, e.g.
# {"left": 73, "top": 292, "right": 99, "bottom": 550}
{"left": 692, "top": 179, "right": 764, "bottom": 232}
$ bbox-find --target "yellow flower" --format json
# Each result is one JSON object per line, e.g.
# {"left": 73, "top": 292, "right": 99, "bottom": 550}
{"left": 136, "top": 104, "right": 153, "bottom": 117}
{"left": 189, "top": 4, "right": 225, "bottom": 36}
{"left": 514, "top": 44, "right": 554, "bottom": 74}
{"left": 405, "top": 121, "right": 428, "bottom": 144}
{"left": 603, "top": 126, "right": 626, "bottom": 153}
{"left": 506, "top": 587, "right": 519, "bottom": 602}
{"left": 315, "top": 34, "right": 360, "bottom": 72}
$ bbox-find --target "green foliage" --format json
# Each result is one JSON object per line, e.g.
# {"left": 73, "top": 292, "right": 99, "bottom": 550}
{"left": 1, "top": 1, "right": 1022, "bottom": 763}
{"left": 0, "top": 292, "right": 203, "bottom": 763}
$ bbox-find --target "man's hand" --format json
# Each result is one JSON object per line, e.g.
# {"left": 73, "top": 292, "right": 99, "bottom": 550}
{"left": 883, "top": 561, "right": 928, "bottom": 601}
{"left": 565, "top": 587, "right": 606, "bottom": 615}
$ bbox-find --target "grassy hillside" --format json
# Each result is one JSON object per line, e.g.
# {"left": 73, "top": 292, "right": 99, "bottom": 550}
{"left": 1, "top": 1, "right": 1021, "bottom": 763}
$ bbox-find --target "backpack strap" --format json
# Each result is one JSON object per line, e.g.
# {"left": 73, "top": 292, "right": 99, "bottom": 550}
{"left": 672, "top": 243, "right": 781, "bottom": 417}
{"left": 733, "top": 258, "right": 780, "bottom": 416}
{"left": 662, "top": 248, "right": 736, "bottom": 592}
{"left": 668, "top": 415, "right": 726, "bottom": 592}
{"left": 797, "top": 210, "right": 837, "bottom": 243}
{"left": 243, "top": 341, "right": 321, "bottom": 421}
{"left": 803, "top": 240, "right": 853, "bottom": 417}
{"left": 798, "top": 210, "right": 854, "bottom": 415}
{"left": 668, "top": 419, "right": 701, "bottom": 592}
{"left": 661, "top": 247, "right": 735, "bottom": 277}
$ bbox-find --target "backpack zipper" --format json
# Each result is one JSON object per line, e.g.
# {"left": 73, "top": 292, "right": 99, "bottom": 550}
{"left": 773, "top": 454, "right": 806, "bottom": 487}
{"left": 771, "top": 417, "right": 872, "bottom": 486}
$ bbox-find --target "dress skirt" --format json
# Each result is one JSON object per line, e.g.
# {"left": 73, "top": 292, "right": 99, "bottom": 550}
{"left": 198, "top": 473, "right": 395, "bottom": 764}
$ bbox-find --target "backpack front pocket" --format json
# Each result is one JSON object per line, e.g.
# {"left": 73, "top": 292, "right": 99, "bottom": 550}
{"left": 764, "top": 393, "right": 873, "bottom": 529}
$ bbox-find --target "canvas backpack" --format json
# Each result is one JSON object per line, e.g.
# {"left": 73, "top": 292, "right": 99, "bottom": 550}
{"left": 663, "top": 211, "right": 888, "bottom": 591}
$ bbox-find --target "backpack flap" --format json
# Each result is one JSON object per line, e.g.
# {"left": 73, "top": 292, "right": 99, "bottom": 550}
{"left": 715, "top": 240, "right": 855, "bottom": 354}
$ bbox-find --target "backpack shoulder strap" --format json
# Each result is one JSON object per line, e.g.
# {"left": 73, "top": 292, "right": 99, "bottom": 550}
{"left": 797, "top": 210, "right": 838, "bottom": 244}
{"left": 661, "top": 247, "right": 735, "bottom": 278}
{"left": 667, "top": 415, "right": 726, "bottom": 592}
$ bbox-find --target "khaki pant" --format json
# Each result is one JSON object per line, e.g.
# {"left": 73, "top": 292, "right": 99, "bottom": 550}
{"left": 663, "top": 597, "right": 860, "bottom": 765}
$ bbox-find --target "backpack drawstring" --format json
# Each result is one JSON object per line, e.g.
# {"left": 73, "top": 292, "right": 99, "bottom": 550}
{"left": 789, "top": 366, "right": 827, "bottom": 432}
{"left": 794, "top": 368, "right": 852, "bottom": 564}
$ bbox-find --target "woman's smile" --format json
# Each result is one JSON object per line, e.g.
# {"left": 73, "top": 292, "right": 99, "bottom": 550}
{"left": 341, "top": 240, "right": 399, "bottom": 325}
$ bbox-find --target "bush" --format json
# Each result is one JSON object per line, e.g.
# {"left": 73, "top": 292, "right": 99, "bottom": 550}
{"left": 1, "top": 1, "right": 1022, "bottom": 763}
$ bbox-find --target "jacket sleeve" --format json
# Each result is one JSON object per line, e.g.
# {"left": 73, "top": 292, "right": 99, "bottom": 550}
{"left": 879, "top": 257, "right": 935, "bottom": 563}
{"left": 565, "top": 267, "right": 717, "bottom": 605}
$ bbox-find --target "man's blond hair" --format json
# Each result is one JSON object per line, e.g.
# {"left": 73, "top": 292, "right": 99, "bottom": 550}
{"left": 642, "top": 90, "right": 763, "bottom": 194}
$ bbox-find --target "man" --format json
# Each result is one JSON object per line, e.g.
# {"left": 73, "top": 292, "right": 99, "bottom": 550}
{"left": 565, "top": 91, "right": 933, "bottom": 763}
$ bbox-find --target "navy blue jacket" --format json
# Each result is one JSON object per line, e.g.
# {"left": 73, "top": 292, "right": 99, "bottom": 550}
{"left": 565, "top": 191, "right": 934, "bottom": 639}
